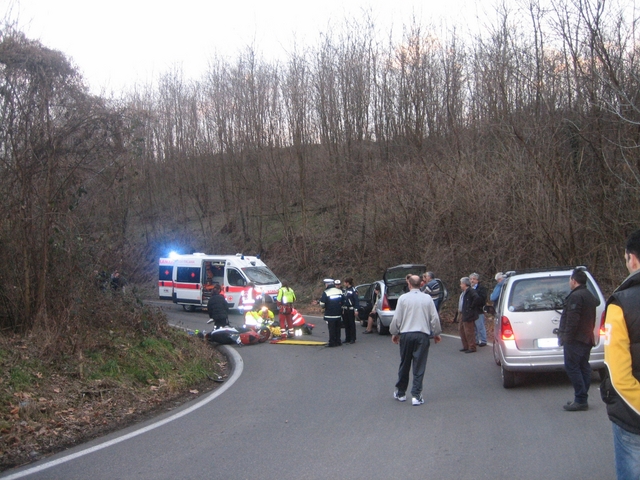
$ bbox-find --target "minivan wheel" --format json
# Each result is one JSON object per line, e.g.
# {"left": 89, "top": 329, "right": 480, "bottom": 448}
{"left": 501, "top": 365, "right": 516, "bottom": 389}
{"left": 493, "top": 343, "right": 501, "bottom": 366}
{"left": 183, "top": 305, "right": 196, "bottom": 312}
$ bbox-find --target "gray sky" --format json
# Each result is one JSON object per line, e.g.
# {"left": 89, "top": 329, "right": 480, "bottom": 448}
{"left": 2, "top": 0, "right": 484, "bottom": 95}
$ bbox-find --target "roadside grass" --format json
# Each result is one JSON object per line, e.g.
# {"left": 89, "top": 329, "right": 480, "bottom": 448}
{"left": 0, "top": 295, "right": 228, "bottom": 472}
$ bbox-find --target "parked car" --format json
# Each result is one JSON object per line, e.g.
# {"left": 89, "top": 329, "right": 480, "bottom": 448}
{"left": 486, "top": 266, "right": 606, "bottom": 389}
{"left": 356, "top": 264, "right": 427, "bottom": 334}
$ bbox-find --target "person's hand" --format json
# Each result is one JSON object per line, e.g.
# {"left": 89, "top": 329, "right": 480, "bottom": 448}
{"left": 392, "top": 334, "right": 400, "bottom": 344}
{"left": 433, "top": 335, "right": 442, "bottom": 344}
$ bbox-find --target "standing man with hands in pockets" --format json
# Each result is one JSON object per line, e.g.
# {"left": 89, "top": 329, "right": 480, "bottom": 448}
{"left": 390, "top": 274, "right": 442, "bottom": 406}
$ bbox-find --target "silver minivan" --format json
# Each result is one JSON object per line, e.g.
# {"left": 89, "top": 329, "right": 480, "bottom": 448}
{"left": 488, "top": 267, "right": 606, "bottom": 388}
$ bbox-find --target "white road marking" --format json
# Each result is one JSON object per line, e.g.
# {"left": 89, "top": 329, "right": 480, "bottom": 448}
{"left": 2, "top": 346, "right": 243, "bottom": 480}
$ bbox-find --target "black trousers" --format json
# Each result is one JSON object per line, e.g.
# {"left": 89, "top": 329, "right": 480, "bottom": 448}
{"left": 343, "top": 310, "right": 356, "bottom": 343}
{"left": 395, "top": 332, "right": 431, "bottom": 398}
{"left": 327, "top": 318, "right": 341, "bottom": 346}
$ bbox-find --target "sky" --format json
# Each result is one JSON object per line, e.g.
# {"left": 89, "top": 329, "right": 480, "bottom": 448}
{"left": 1, "top": 0, "right": 484, "bottom": 95}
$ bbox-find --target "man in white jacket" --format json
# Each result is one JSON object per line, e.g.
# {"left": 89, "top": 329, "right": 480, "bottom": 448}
{"left": 390, "top": 274, "right": 442, "bottom": 405}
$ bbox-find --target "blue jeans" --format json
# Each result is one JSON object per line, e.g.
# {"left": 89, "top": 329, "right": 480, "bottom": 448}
{"left": 613, "top": 422, "right": 640, "bottom": 479}
{"left": 563, "top": 341, "right": 592, "bottom": 404}
{"left": 475, "top": 314, "right": 487, "bottom": 344}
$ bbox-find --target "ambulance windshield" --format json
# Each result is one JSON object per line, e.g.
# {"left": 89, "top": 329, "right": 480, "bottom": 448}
{"left": 242, "top": 267, "right": 279, "bottom": 285}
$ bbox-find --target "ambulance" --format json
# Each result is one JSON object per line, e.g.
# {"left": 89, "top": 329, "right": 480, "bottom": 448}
{"left": 171, "top": 253, "right": 282, "bottom": 312}
{"left": 158, "top": 257, "right": 175, "bottom": 300}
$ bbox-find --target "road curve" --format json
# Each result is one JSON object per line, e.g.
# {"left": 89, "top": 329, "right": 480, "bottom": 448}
{"left": 2, "top": 304, "right": 616, "bottom": 480}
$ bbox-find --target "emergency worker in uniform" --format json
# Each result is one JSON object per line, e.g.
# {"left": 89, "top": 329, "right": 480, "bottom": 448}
{"left": 277, "top": 282, "right": 296, "bottom": 338}
{"left": 320, "top": 278, "right": 344, "bottom": 347}
{"left": 342, "top": 277, "right": 359, "bottom": 344}
{"left": 207, "top": 284, "right": 230, "bottom": 329}
{"left": 240, "top": 282, "right": 258, "bottom": 312}
{"left": 245, "top": 304, "right": 275, "bottom": 327}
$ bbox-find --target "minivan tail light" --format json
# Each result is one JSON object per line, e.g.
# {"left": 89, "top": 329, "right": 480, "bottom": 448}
{"left": 501, "top": 316, "right": 515, "bottom": 341}
{"left": 382, "top": 294, "right": 391, "bottom": 311}
{"left": 599, "top": 310, "right": 607, "bottom": 336}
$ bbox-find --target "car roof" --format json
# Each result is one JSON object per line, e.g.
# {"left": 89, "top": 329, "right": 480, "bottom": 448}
{"left": 504, "top": 266, "right": 589, "bottom": 278}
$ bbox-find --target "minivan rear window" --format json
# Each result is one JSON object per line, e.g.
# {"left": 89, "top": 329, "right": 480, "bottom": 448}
{"left": 507, "top": 275, "right": 600, "bottom": 312}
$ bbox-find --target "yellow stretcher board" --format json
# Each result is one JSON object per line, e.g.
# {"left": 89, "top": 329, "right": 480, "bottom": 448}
{"left": 270, "top": 339, "right": 327, "bottom": 345}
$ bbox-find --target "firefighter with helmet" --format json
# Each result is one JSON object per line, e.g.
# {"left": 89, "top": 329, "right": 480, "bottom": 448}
{"left": 276, "top": 281, "right": 296, "bottom": 338}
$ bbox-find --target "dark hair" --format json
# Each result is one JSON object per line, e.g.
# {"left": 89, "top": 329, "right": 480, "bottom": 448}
{"left": 212, "top": 283, "right": 221, "bottom": 294}
{"left": 571, "top": 269, "right": 588, "bottom": 285}
{"left": 626, "top": 229, "right": 640, "bottom": 259}
{"left": 344, "top": 277, "right": 354, "bottom": 285}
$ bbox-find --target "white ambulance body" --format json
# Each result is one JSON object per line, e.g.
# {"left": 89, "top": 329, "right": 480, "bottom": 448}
{"left": 171, "top": 253, "right": 281, "bottom": 311}
{"left": 158, "top": 258, "right": 175, "bottom": 300}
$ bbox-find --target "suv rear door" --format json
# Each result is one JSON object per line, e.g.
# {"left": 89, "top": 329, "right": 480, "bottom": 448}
{"left": 383, "top": 264, "right": 426, "bottom": 304}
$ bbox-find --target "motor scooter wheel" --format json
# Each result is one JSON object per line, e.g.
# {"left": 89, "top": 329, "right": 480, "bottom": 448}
{"left": 257, "top": 326, "right": 271, "bottom": 343}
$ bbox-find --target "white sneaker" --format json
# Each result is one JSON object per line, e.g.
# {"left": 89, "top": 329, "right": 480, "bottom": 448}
{"left": 394, "top": 390, "right": 406, "bottom": 402}
{"left": 412, "top": 395, "right": 424, "bottom": 406}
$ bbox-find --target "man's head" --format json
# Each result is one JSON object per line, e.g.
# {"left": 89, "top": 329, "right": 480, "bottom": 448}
{"left": 334, "top": 279, "right": 342, "bottom": 288}
{"left": 625, "top": 229, "right": 640, "bottom": 274}
{"left": 407, "top": 275, "right": 421, "bottom": 289}
{"left": 469, "top": 273, "right": 479, "bottom": 286}
{"left": 460, "top": 277, "right": 471, "bottom": 291}
{"left": 426, "top": 271, "right": 435, "bottom": 281}
{"left": 570, "top": 268, "right": 588, "bottom": 290}
{"left": 344, "top": 277, "right": 353, "bottom": 287}
{"left": 323, "top": 278, "right": 334, "bottom": 288}
{"left": 495, "top": 272, "right": 505, "bottom": 283}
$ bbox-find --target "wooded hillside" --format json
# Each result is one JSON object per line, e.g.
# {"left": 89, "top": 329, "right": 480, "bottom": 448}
{"left": 1, "top": 0, "right": 638, "bottom": 332}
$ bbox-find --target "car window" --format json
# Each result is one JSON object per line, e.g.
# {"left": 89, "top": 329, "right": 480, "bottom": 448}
{"left": 356, "top": 284, "right": 372, "bottom": 302}
{"left": 227, "top": 268, "right": 246, "bottom": 287}
{"left": 507, "top": 275, "right": 601, "bottom": 312}
{"left": 384, "top": 265, "right": 426, "bottom": 283}
{"left": 241, "top": 266, "right": 279, "bottom": 285}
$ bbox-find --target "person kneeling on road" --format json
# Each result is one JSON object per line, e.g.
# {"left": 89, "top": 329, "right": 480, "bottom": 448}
{"left": 207, "top": 283, "right": 230, "bottom": 329}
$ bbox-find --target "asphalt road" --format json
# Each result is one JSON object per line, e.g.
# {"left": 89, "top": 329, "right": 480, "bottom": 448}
{"left": 3, "top": 302, "right": 616, "bottom": 479}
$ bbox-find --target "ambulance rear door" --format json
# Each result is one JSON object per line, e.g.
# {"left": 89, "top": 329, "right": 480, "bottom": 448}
{"left": 173, "top": 257, "right": 204, "bottom": 309}
{"left": 158, "top": 258, "right": 174, "bottom": 300}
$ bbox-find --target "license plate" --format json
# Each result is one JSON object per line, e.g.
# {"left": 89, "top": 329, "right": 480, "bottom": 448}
{"left": 537, "top": 337, "right": 559, "bottom": 348}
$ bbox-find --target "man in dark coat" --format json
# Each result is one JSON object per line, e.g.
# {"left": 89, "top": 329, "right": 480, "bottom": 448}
{"left": 458, "top": 277, "right": 483, "bottom": 353}
{"left": 207, "top": 284, "right": 230, "bottom": 329}
{"left": 558, "top": 268, "right": 597, "bottom": 411}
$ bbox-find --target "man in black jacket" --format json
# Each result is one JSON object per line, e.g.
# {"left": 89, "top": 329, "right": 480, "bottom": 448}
{"left": 206, "top": 284, "right": 230, "bottom": 329}
{"left": 558, "top": 268, "right": 597, "bottom": 411}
